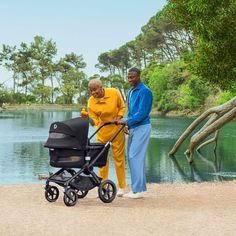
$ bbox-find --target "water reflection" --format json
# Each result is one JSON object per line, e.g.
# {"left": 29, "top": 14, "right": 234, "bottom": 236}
{"left": 0, "top": 110, "right": 236, "bottom": 184}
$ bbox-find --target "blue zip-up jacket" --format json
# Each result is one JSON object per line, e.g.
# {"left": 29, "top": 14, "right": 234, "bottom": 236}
{"left": 126, "top": 82, "right": 153, "bottom": 129}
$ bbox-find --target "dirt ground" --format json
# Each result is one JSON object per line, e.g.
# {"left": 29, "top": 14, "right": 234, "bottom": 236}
{"left": 0, "top": 182, "right": 236, "bottom": 236}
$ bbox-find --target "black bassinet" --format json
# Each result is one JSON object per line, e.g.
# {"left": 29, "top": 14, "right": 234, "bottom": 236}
{"left": 44, "top": 117, "right": 108, "bottom": 168}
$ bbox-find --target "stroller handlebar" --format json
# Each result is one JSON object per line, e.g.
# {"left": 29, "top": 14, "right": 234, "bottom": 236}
{"left": 102, "top": 121, "right": 126, "bottom": 125}
{"left": 88, "top": 122, "right": 126, "bottom": 142}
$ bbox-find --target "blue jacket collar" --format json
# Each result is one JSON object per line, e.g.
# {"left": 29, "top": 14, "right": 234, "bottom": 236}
{"left": 132, "top": 82, "right": 143, "bottom": 91}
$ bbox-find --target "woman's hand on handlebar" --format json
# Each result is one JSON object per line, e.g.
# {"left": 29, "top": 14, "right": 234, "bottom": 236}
{"left": 111, "top": 116, "right": 124, "bottom": 124}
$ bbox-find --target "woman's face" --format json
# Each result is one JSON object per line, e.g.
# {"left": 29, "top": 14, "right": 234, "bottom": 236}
{"left": 89, "top": 84, "right": 104, "bottom": 98}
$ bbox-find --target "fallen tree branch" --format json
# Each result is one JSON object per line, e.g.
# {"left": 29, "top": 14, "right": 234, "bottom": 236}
{"left": 187, "top": 107, "right": 236, "bottom": 161}
{"left": 196, "top": 130, "right": 220, "bottom": 152}
{"left": 169, "top": 97, "right": 236, "bottom": 157}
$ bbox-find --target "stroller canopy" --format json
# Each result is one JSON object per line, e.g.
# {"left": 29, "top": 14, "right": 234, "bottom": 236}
{"left": 45, "top": 117, "right": 89, "bottom": 150}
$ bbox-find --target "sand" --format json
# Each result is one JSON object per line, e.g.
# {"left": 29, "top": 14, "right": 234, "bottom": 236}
{"left": 0, "top": 182, "right": 236, "bottom": 236}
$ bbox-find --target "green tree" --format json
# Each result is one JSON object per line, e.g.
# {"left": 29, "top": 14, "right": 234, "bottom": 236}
{"left": 178, "top": 75, "right": 209, "bottom": 109}
{"left": 30, "top": 36, "right": 57, "bottom": 103}
{"left": 147, "top": 60, "right": 192, "bottom": 113}
{"left": 57, "top": 52, "right": 87, "bottom": 104}
{"left": 0, "top": 87, "right": 12, "bottom": 107}
{"left": 166, "top": 0, "right": 236, "bottom": 89}
{"left": 31, "top": 84, "right": 52, "bottom": 103}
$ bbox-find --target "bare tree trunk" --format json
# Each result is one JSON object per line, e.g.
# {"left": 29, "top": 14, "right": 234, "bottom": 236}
{"left": 13, "top": 73, "right": 16, "bottom": 94}
{"left": 50, "top": 75, "right": 54, "bottom": 103}
{"left": 169, "top": 97, "right": 236, "bottom": 161}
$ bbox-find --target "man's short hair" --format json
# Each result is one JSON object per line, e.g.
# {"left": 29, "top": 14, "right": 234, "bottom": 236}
{"left": 128, "top": 67, "right": 141, "bottom": 76}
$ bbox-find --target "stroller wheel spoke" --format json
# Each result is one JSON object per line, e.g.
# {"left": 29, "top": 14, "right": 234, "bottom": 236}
{"left": 45, "top": 186, "right": 59, "bottom": 203}
{"left": 63, "top": 189, "right": 78, "bottom": 207}
{"left": 98, "top": 180, "right": 117, "bottom": 203}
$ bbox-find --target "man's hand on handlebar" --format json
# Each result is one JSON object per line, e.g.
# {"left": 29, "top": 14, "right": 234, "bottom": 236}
{"left": 112, "top": 119, "right": 129, "bottom": 134}
{"left": 115, "top": 119, "right": 126, "bottom": 125}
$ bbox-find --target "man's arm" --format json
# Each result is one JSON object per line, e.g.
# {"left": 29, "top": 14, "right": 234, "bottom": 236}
{"left": 126, "top": 89, "right": 153, "bottom": 127}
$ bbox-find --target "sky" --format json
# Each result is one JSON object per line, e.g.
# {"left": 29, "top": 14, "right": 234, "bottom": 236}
{"left": 0, "top": 0, "right": 167, "bottom": 86}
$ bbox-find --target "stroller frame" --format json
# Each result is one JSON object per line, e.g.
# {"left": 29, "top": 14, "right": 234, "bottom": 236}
{"left": 44, "top": 122, "right": 125, "bottom": 207}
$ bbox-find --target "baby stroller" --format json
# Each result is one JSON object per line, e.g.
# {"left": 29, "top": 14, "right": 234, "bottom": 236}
{"left": 44, "top": 117, "right": 125, "bottom": 207}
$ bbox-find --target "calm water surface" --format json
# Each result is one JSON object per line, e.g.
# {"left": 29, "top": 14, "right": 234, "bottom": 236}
{"left": 0, "top": 110, "right": 236, "bottom": 184}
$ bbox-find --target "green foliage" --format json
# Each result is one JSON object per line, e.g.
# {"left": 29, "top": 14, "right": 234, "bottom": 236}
{"left": 0, "top": 35, "right": 88, "bottom": 105}
{"left": 157, "top": 90, "right": 180, "bottom": 112}
{"left": 0, "top": 88, "right": 12, "bottom": 106}
{"left": 166, "top": 0, "right": 236, "bottom": 89}
{"left": 11, "top": 92, "right": 36, "bottom": 104}
{"left": 141, "top": 62, "right": 160, "bottom": 85}
{"left": 55, "top": 95, "right": 67, "bottom": 104}
{"left": 31, "top": 84, "right": 52, "bottom": 103}
{"left": 58, "top": 53, "right": 87, "bottom": 104}
{"left": 148, "top": 63, "right": 180, "bottom": 112}
{"left": 60, "top": 84, "right": 76, "bottom": 104}
{"left": 146, "top": 59, "right": 212, "bottom": 112}
{"left": 178, "top": 75, "right": 210, "bottom": 109}
{"left": 148, "top": 66, "right": 167, "bottom": 105}
{"left": 216, "top": 90, "right": 236, "bottom": 105}
{"left": 147, "top": 60, "right": 192, "bottom": 112}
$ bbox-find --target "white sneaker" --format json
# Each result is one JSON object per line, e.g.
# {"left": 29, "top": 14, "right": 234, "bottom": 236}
{"left": 117, "top": 188, "right": 125, "bottom": 197}
{"left": 123, "top": 191, "right": 132, "bottom": 198}
{"left": 123, "top": 191, "right": 143, "bottom": 199}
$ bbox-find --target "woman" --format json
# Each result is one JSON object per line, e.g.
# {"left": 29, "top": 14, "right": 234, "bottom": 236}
{"left": 81, "top": 79, "right": 126, "bottom": 197}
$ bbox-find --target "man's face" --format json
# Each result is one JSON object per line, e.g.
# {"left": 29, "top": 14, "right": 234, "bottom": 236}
{"left": 128, "top": 71, "right": 140, "bottom": 87}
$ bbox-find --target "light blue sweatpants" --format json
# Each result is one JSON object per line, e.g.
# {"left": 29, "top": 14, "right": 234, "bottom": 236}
{"left": 127, "top": 124, "right": 151, "bottom": 193}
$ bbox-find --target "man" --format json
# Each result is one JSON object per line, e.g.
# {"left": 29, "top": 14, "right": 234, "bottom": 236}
{"left": 118, "top": 67, "right": 153, "bottom": 199}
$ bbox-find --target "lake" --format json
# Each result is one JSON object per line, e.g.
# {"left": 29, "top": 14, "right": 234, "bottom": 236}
{"left": 0, "top": 110, "right": 236, "bottom": 185}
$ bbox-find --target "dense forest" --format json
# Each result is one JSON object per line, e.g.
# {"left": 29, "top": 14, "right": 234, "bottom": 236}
{"left": 0, "top": 0, "right": 235, "bottom": 115}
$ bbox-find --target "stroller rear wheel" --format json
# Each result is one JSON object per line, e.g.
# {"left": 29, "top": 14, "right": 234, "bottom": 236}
{"left": 45, "top": 186, "right": 59, "bottom": 202}
{"left": 63, "top": 189, "right": 78, "bottom": 207}
{"left": 98, "top": 180, "right": 117, "bottom": 203}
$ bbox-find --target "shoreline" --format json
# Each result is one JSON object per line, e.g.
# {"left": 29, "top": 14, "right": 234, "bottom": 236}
{"left": 1, "top": 103, "right": 202, "bottom": 117}
{"left": 1, "top": 103, "right": 81, "bottom": 111}
{"left": 0, "top": 181, "right": 236, "bottom": 235}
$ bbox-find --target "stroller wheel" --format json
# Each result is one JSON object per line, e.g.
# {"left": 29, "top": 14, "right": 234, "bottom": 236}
{"left": 74, "top": 189, "right": 88, "bottom": 199}
{"left": 98, "top": 180, "right": 117, "bottom": 203}
{"left": 45, "top": 186, "right": 59, "bottom": 202}
{"left": 63, "top": 189, "right": 78, "bottom": 207}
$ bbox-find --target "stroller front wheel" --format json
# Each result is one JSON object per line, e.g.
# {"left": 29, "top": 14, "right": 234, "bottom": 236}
{"left": 98, "top": 180, "right": 117, "bottom": 203}
{"left": 45, "top": 186, "right": 59, "bottom": 202}
{"left": 63, "top": 189, "right": 78, "bottom": 207}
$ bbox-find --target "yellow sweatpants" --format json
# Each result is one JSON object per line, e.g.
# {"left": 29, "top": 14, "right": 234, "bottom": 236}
{"left": 96, "top": 125, "right": 126, "bottom": 189}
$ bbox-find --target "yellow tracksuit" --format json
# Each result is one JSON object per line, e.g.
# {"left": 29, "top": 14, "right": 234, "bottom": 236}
{"left": 88, "top": 88, "right": 126, "bottom": 188}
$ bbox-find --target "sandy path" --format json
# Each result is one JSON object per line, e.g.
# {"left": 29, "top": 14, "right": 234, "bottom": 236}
{"left": 0, "top": 182, "right": 236, "bottom": 236}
